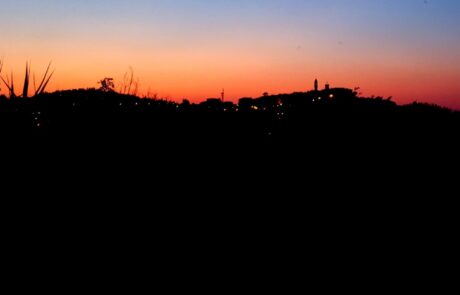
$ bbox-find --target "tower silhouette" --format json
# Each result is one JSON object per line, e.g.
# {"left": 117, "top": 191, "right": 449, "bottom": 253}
{"left": 325, "top": 82, "right": 330, "bottom": 90}
{"left": 314, "top": 79, "right": 318, "bottom": 92}
{"left": 221, "top": 89, "right": 225, "bottom": 102}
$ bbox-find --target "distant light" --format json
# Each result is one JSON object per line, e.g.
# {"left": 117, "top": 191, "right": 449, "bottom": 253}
{"left": 37, "top": 123, "right": 41, "bottom": 127}
{"left": 318, "top": 97, "right": 322, "bottom": 100}
{"left": 119, "top": 103, "right": 123, "bottom": 106}
{"left": 329, "top": 94, "right": 334, "bottom": 98}
{"left": 135, "top": 102, "right": 138, "bottom": 106}
{"left": 252, "top": 106, "right": 259, "bottom": 110}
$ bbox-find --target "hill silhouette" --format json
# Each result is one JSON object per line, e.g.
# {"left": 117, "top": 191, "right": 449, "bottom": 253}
{"left": 2, "top": 84, "right": 458, "bottom": 190}
{"left": 2, "top": 83, "right": 457, "bottom": 281}
{"left": 1, "top": 83, "right": 458, "bottom": 181}
{"left": 1, "top": 86, "right": 458, "bottom": 143}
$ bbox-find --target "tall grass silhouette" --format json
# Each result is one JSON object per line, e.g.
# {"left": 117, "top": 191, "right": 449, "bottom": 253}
{"left": 119, "top": 67, "right": 139, "bottom": 96}
{"left": 0, "top": 60, "right": 54, "bottom": 98}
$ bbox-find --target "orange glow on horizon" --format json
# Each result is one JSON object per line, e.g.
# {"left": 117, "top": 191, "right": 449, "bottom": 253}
{"left": 1, "top": 36, "right": 459, "bottom": 109}
{"left": 1, "top": 1, "right": 460, "bottom": 109}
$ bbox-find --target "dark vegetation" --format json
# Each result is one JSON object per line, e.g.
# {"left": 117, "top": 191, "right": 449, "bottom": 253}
{"left": 2, "top": 82, "right": 458, "bottom": 192}
{"left": 1, "top": 62, "right": 458, "bottom": 187}
{"left": 1, "top": 83, "right": 458, "bottom": 148}
{"left": 3, "top": 81, "right": 457, "bottom": 234}
{"left": 2, "top": 66, "right": 457, "bottom": 275}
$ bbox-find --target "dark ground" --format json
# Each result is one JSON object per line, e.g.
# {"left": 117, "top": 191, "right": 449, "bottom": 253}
{"left": 1, "top": 89, "right": 457, "bottom": 287}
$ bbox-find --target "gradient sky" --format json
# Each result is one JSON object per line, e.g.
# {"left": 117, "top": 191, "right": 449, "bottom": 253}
{"left": 1, "top": 0, "right": 460, "bottom": 108}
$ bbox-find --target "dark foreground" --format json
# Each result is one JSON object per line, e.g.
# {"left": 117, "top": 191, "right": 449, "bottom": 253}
{"left": 1, "top": 89, "right": 457, "bottom": 290}
{"left": 1, "top": 88, "right": 458, "bottom": 195}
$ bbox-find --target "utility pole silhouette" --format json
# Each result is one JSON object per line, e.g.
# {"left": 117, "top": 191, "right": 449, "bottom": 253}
{"left": 221, "top": 88, "right": 225, "bottom": 102}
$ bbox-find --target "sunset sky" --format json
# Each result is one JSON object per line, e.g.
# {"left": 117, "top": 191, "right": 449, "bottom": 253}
{"left": 1, "top": 0, "right": 459, "bottom": 108}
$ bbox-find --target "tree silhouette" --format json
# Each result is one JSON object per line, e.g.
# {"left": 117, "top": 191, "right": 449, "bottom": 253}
{"left": 98, "top": 78, "right": 115, "bottom": 92}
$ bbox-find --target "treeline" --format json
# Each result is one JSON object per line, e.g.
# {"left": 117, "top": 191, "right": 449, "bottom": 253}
{"left": 0, "top": 87, "right": 458, "bottom": 147}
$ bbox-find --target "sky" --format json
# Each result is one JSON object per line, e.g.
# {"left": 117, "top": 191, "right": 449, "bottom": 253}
{"left": 1, "top": 0, "right": 460, "bottom": 109}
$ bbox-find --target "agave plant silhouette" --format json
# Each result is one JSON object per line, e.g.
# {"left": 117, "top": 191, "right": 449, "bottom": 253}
{"left": 0, "top": 60, "right": 54, "bottom": 98}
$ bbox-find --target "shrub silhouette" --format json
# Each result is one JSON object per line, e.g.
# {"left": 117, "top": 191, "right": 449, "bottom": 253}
{"left": 98, "top": 78, "right": 115, "bottom": 92}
